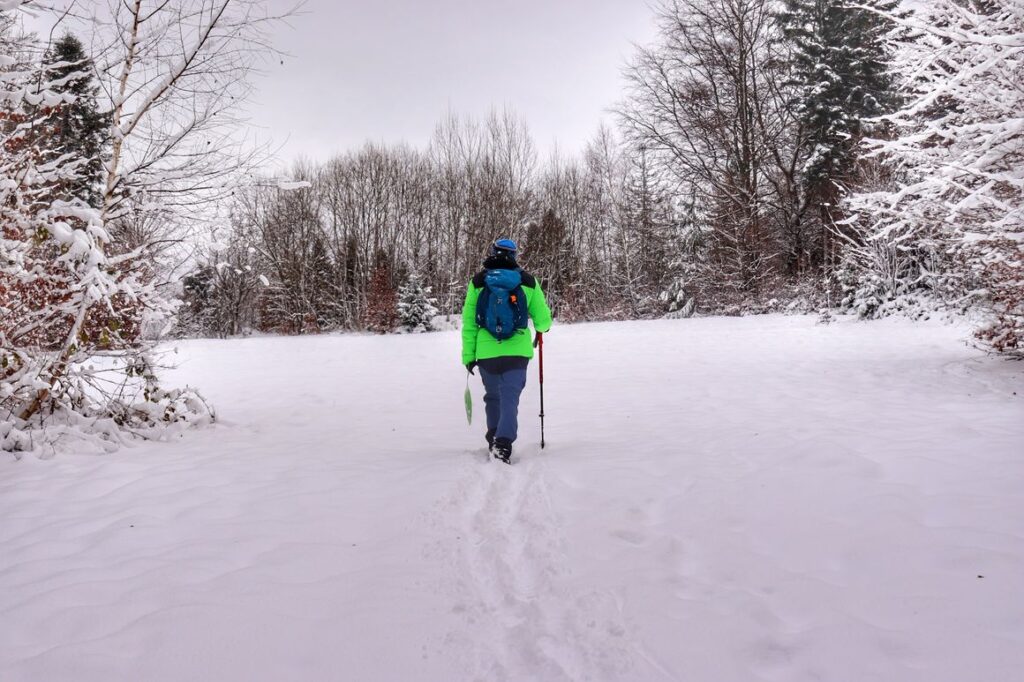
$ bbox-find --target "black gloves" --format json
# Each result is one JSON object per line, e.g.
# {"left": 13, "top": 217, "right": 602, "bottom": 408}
{"left": 466, "top": 361, "right": 477, "bottom": 375}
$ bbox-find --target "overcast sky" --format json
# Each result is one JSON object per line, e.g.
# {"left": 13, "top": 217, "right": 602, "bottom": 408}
{"left": 26, "top": 0, "right": 658, "bottom": 166}
{"left": 250, "top": 0, "right": 658, "bottom": 165}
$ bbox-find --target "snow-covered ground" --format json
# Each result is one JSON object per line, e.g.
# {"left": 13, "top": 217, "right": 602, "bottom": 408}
{"left": 2, "top": 315, "right": 1023, "bottom": 681}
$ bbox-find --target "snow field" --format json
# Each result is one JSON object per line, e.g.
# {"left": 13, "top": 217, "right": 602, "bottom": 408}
{"left": 2, "top": 315, "right": 1023, "bottom": 681}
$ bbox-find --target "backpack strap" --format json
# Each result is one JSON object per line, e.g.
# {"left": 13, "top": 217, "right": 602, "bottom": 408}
{"left": 472, "top": 271, "right": 489, "bottom": 328}
{"left": 510, "top": 285, "right": 529, "bottom": 330}
{"left": 475, "top": 286, "right": 490, "bottom": 328}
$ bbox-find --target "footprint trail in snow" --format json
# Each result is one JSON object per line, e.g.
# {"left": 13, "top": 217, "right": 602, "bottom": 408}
{"left": 430, "top": 454, "right": 635, "bottom": 682}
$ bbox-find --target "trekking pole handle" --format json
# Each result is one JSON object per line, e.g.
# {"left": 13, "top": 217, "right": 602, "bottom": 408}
{"left": 536, "top": 332, "right": 544, "bottom": 385}
{"left": 536, "top": 331, "right": 545, "bottom": 448}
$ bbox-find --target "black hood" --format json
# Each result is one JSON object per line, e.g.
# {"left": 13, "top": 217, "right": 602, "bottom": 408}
{"left": 483, "top": 254, "right": 518, "bottom": 270}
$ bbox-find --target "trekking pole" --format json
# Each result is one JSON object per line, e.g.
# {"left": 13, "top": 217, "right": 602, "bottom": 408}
{"left": 535, "top": 331, "right": 545, "bottom": 449}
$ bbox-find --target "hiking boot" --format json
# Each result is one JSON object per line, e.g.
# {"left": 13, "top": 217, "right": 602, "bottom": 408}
{"left": 491, "top": 437, "right": 512, "bottom": 463}
{"left": 485, "top": 428, "right": 496, "bottom": 449}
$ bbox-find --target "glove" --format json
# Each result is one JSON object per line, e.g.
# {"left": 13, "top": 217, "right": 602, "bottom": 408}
{"left": 466, "top": 361, "right": 477, "bottom": 375}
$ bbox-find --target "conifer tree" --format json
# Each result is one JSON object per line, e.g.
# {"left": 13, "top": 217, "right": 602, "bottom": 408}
{"left": 178, "top": 265, "right": 217, "bottom": 336}
{"left": 364, "top": 251, "right": 398, "bottom": 333}
{"left": 777, "top": 0, "right": 898, "bottom": 240}
{"left": 524, "top": 209, "right": 571, "bottom": 313}
{"left": 397, "top": 272, "right": 439, "bottom": 333}
{"left": 37, "top": 33, "right": 110, "bottom": 208}
{"left": 621, "top": 145, "right": 674, "bottom": 295}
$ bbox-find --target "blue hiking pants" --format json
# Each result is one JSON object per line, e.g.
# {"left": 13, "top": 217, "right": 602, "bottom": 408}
{"left": 479, "top": 365, "right": 528, "bottom": 443}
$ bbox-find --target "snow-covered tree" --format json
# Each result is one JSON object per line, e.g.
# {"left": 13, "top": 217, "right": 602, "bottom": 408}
{"left": 397, "top": 272, "right": 439, "bottom": 333}
{"left": 777, "top": 0, "right": 898, "bottom": 229}
{"left": 35, "top": 32, "right": 109, "bottom": 208}
{"left": 245, "top": 175, "right": 337, "bottom": 334}
{"left": 178, "top": 239, "right": 265, "bottom": 338}
{"left": 626, "top": 144, "right": 677, "bottom": 286}
{"left": 843, "top": 0, "right": 1024, "bottom": 353}
{"left": 2, "top": 0, "right": 296, "bottom": 454}
{"left": 177, "top": 265, "right": 217, "bottom": 336}
{"left": 94, "top": 1, "right": 291, "bottom": 229}
{"left": 1, "top": 4, "right": 212, "bottom": 454}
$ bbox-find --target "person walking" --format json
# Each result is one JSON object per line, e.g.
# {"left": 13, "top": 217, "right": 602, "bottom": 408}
{"left": 462, "top": 238, "right": 552, "bottom": 463}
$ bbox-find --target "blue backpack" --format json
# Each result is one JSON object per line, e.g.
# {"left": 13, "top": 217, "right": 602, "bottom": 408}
{"left": 476, "top": 269, "right": 528, "bottom": 341}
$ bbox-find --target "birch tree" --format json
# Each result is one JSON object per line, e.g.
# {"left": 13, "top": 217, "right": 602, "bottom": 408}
{"left": 2, "top": 0, "right": 293, "bottom": 454}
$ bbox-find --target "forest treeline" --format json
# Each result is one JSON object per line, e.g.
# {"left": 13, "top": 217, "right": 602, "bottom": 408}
{"left": 180, "top": 0, "right": 1021, "bottom": 355}
{"left": 4, "top": 0, "right": 1019, "bottom": 448}
{"left": 179, "top": 116, "right": 693, "bottom": 336}
{"left": 3, "top": 0, "right": 1021, "bottom": 452}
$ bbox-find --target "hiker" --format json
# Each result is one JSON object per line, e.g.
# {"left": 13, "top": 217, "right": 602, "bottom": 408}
{"left": 462, "top": 238, "right": 553, "bottom": 463}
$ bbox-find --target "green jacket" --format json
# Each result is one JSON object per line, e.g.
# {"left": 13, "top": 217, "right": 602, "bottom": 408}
{"left": 461, "top": 269, "right": 552, "bottom": 365}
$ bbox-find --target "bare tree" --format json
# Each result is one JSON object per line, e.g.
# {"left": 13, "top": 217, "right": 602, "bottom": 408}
{"left": 620, "top": 0, "right": 787, "bottom": 294}
{"left": 90, "top": 1, "right": 293, "bottom": 225}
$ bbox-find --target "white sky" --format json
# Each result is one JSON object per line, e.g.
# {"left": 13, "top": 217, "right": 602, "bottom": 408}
{"left": 255, "top": 0, "right": 658, "bottom": 164}
{"left": 25, "top": 0, "right": 659, "bottom": 166}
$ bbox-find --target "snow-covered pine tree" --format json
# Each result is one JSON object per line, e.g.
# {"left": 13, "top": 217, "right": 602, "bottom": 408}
{"left": 178, "top": 265, "right": 217, "bottom": 336}
{"left": 777, "top": 0, "right": 899, "bottom": 252}
{"left": 397, "top": 271, "right": 439, "bottom": 333}
{"left": 35, "top": 32, "right": 110, "bottom": 208}
{"left": 844, "top": 0, "right": 1024, "bottom": 353}
{"left": 658, "top": 191, "right": 703, "bottom": 318}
